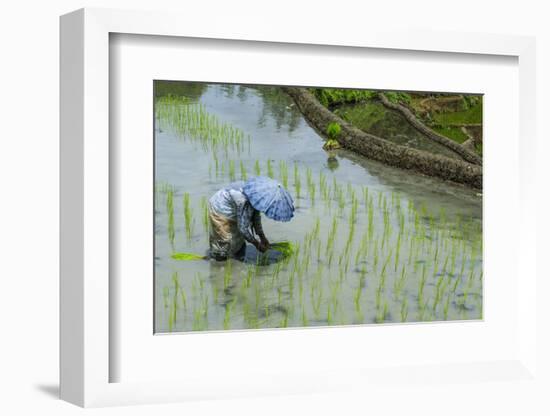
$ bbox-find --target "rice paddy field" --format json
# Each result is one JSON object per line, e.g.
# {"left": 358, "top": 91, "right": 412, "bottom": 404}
{"left": 154, "top": 82, "right": 483, "bottom": 333}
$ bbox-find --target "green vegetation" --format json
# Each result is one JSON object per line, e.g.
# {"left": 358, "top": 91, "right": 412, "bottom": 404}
{"left": 183, "top": 192, "right": 194, "bottom": 241}
{"left": 383, "top": 91, "right": 412, "bottom": 105}
{"left": 310, "top": 88, "right": 377, "bottom": 108}
{"left": 323, "top": 122, "right": 342, "bottom": 150}
{"left": 171, "top": 252, "right": 206, "bottom": 261}
{"left": 155, "top": 95, "right": 249, "bottom": 156}
{"left": 432, "top": 126, "right": 469, "bottom": 143}
{"left": 279, "top": 161, "right": 289, "bottom": 188}
{"left": 166, "top": 189, "right": 175, "bottom": 248}
{"left": 270, "top": 241, "right": 297, "bottom": 259}
{"left": 432, "top": 101, "right": 482, "bottom": 126}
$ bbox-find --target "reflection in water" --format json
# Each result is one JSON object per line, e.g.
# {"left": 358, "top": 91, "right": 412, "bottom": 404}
{"left": 154, "top": 80, "right": 208, "bottom": 101}
{"left": 326, "top": 154, "right": 340, "bottom": 171}
{"left": 255, "top": 86, "right": 302, "bottom": 133}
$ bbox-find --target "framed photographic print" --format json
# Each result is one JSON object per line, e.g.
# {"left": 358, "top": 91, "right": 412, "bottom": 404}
{"left": 60, "top": 7, "right": 540, "bottom": 408}
{"left": 152, "top": 79, "right": 483, "bottom": 334}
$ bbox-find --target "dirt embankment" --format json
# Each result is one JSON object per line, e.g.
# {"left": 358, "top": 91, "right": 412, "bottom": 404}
{"left": 282, "top": 87, "right": 482, "bottom": 190}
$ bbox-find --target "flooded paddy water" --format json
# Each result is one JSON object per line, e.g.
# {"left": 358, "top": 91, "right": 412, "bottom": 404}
{"left": 154, "top": 82, "right": 482, "bottom": 333}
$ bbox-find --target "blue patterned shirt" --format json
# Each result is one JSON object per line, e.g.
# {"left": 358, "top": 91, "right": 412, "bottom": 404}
{"left": 209, "top": 181, "right": 265, "bottom": 244}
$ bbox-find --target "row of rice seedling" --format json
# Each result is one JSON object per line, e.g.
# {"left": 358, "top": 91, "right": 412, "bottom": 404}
{"left": 156, "top": 96, "right": 251, "bottom": 156}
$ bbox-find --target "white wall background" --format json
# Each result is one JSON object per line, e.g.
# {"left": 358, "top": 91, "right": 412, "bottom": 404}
{"left": 0, "top": 0, "right": 548, "bottom": 415}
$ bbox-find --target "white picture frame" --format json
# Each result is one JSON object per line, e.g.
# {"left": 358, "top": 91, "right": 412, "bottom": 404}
{"left": 60, "top": 8, "right": 538, "bottom": 408}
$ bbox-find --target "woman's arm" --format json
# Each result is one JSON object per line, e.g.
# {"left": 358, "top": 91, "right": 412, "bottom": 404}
{"left": 235, "top": 203, "right": 259, "bottom": 245}
{"left": 252, "top": 210, "right": 269, "bottom": 246}
{"left": 229, "top": 189, "right": 267, "bottom": 252}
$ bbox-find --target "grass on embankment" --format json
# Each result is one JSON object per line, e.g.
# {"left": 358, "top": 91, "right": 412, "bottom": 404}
{"left": 431, "top": 101, "right": 482, "bottom": 126}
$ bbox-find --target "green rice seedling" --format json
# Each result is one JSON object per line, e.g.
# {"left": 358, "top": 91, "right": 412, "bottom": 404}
{"left": 201, "top": 196, "right": 209, "bottom": 232}
{"left": 359, "top": 265, "right": 367, "bottom": 287}
{"left": 327, "top": 304, "right": 333, "bottom": 325}
{"left": 336, "top": 185, "right": 346, "bottom": 214}
{"left": 171, "top": 252, "right": 206, "bottom": 261}
{"left": 279, "top": 161, "right": 289, "bottom": 188}
{"left": 280, "top": 312, "right": 289, "bottom": 328}
{"left": 407, "top": 237, "right": 415, "bottom": 266}
{"left": 325, "top": 215, "right": 338, "bottom": 256}
{"left": 433, "top": 274, "right": 446, "bottom": 311}
{"left": 306, "top": 168, "right": 313, "bottom": 192}
{"left": 311, "top": 286, "right": 323, "bottom": 319}
{"left": 166, "top": 189, "right": 175, "bottom": 247}
{"left": 254, "top": 159, "right": 261, "bottom": 176}
{"left": 331, "top": 276, "right": 342, "bottom": 310}
{"left": 417, "top": 304, "right": 426, "bottom": 322}
{"left": 367, "top": 197, "right": 374, "bottom": 241}
{"left": 156, "top": 181, "right": 176, "bottom": 195}
{"left": 162, "top": 286, "right": 169, "bottom": 308}
{"left": 312, "top": 216, "right": 321, "bottom": 241}
{"left": 352, "top": 190, "right": 359, "bottom": 215}
{"left": 443, "top": 293, "right": 452, "bottom": 320}
{"left": 451, "top": 274, "right": 461, "bottom": 293}
{"left": 394, "top": 232, "right": 402, "bottom": 272}
{"left": 245, "top": 266, "right": 254, "bottom": 289}
{"left": 324, "top": 122, "right": 342, "bottom": 150}
{"left": 301, "top": 307, "right": 308, "bottom": 327}
{"left": 362, "top": 186, "right": 369, "bottom": 208}
{"left": 355, "top": 232, "right": 368, "bottom": 265}
{"left": 240, "top": 161, "right": 248, "bottom": 180}
{"left": 379, "top": 250, "right": 392, "bottom": 289}
{"left": 309, "top": 183, "right": 316, "bottom": 206}
{"left": 228, "top": 160, "right": 236, "bottom": 181}
{"left": 271, "top": 261, "right": 282, "bottom": 285}
{"left": 418, "top": 263, "right": 427, "bottom": 307}
{"left": 201, "top": 294, "right": 209, "bottom": 321}
{"left": 316, "top": 239, "right": 321, "bottom": 262}
{"left": 223, "top": 298, "right": 235, "bottom": 330}
{"left": 375, "top": 301, "right": 389, "bottom": 323}
{"left": 270, "top": 241, "right": 296, "bottom": 260}
{"left": 319, "top": 170, "right": 330, "bottom": 204}
{"left": 288, "top": 269, "right": 296, "bottom": 297}
{"left": 223, "top": 260, "right": 233, "bottom": 289}
{"left": 398, "top": 211, "right": 405, "bottom": 235}
{"left": 353, "top": 284, "right": 362, "bottom": 313}
{"left": 168, "top": 300, "right": 176, "bottom": 332}
{"left": 343, "top": 210, "right": 356, "bottom": 258}
{"left": 267, "top": 159, "right": 274, "bottom": 178}
{"left": 293, "top": 162, "right": 301, "bottom": 201}
{"left": 180, "top": 287, "right": 187, "bottom": 310}
{"left": 393, "top": 265, "right": 407, "bottom": 297}
{"left": 183, "top": 192, "right": 194, "bottom": 241}
{"left": 400, "top": 297, "right": 408, "bottom": 322}
{"left": 373, "top": 239, "right": 379, "bottom": 272}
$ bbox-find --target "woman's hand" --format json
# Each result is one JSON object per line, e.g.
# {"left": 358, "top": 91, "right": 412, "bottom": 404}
{"left": 260, "top": 236, "right": 270, "bottom": 249}
{"left": 255, "top": 240, "right": 269, "bottom": 253}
